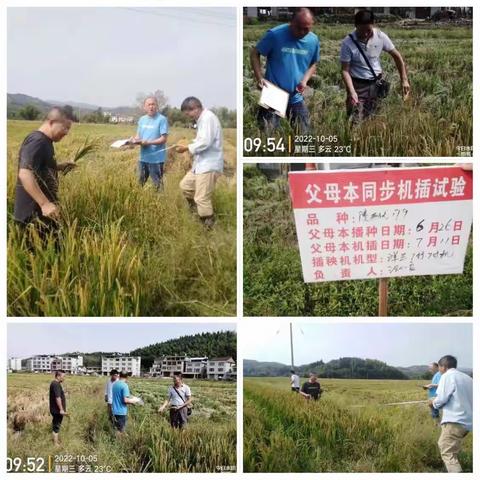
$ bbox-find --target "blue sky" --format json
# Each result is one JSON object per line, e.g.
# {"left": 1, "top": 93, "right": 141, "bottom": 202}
{"left": 8, "top": 323, "right": 236, "bottom": 357}
{"left": 243, "top": 322, "right": 472, "bottom": 368}
{"left": 8, "top": 7, "right": 236, "bottom": 109}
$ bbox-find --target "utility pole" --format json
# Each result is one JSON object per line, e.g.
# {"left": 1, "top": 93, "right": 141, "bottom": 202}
{"left": 290, "top": 323, "right": 294, "bottom": 369}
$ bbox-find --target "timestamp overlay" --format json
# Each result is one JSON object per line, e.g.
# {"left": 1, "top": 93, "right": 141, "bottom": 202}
{"left": 244, "top": 135, "right": 352, "bottom": 156}
{"left": 7, "top": 455, "right": 113, "bottom": 474}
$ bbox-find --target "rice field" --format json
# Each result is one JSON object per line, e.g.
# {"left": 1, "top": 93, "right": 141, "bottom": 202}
{"left": 7, "top": 120, "right": 236, "bottom": 317}
{"left": 244, "top": 377, "right": 473, "bottom": 472}
{"left": 7, "top": 373, "right": 236, "bottom": 473}
{"left": 243, "top": 22, "right": 472, "bottom": 157}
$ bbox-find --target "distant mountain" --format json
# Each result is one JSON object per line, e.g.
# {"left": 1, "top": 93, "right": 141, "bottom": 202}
{"left": 398, "top": 365, "right": 473, "bottom": 379}
{"left": 131, "top": 330, "right": 236, "bottom": 369}
{"left": 7, "top": 93, "right": 139, "bottom": 117}
{"left": 59, "top": 331, "right": 236, "bottom": 370}
{"left": 46, "top": 99, "right": 102, "bottom": 111}
{"left": 245, "top": 357, "right": 408, "bottom": 380}
{"left": 7, "top": 93, "right": 54, "bottom": 115}
{"left": 244, "top": 359, "right": 292, "bottom": 377}
{"left": 245, "top": 358, "right": 472, "bottom": 380}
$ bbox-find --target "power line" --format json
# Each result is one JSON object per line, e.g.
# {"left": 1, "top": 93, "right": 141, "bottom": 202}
{"left": 121, "top": 7, "right": 235, "bottom": 29}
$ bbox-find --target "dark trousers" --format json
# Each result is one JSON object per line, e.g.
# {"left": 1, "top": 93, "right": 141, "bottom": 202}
{"left": 169, "top": 407, "right": 188, "bottom": 429}
{"left": 257, "top": 100, "right": 310, "bottom": 134}
{"left": 138, "top": 162, "right": 164, "bottom": 190}
{"left": 51, "top": 413, "right": 64, "bottom": 433}
{"left": 347, "top": 78, "right": 380, "bottom": 123}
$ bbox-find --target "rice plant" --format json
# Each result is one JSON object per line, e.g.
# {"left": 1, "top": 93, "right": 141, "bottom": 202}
{"left": 7, "top": 373, "right": 236, "bottom": 473}
{"left": 7, "top": 121, "right": 237, "bottom": 316}
{"left": 244, "top": 377, "right": 473, "bottom": 472}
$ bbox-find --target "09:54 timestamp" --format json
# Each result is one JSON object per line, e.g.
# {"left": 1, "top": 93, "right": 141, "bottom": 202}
{"left": 244, "top": 137, "right": 286, "bottom": 154}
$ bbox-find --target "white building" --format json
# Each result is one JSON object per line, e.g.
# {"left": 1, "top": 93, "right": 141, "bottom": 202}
{"left": 159, "top": 355, "right": 185, "bottom": 377}
{"left": 207, "top": 357, "right": 236, "bottom": 380}
{"left": 9, "top": 358, "right": 23, "bottom": 371}
{"left": 102, "top": 356, "right": 141, "bottom": 377}
{"left": 26, "top": 355, "right": 83, "bottom": 374}
{"left": 183, "top": 357, "right": 208, "bottom": 378}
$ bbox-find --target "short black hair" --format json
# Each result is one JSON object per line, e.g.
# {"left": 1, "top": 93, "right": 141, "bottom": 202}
{"left": 173, "top": 372, "right": 183, "bottom": 378}
{"left": 290, "top": 370, "right": 295, "bottom": 374}
{"left": 430, "top": 362, "right": 438, "bottom": 368}
{"left": 355, "top": 10, "right": 375, "bottom": 25}
{"left": 110, "top": 369, "right": 119, "bottom": 375}
{"left": 45, "top": 106, "right": 75, "bottom": 122}
{"left": 55, "top": 370, "right": 65, "bottom": 377}
{"left": 119, "top": 372, "right": 128, "bottom": 379}
{"left": 438, "top": 355, "right": 457, "bottom": 369}
{"left": 180, "top": 96, "right": 203, "bottom": 111}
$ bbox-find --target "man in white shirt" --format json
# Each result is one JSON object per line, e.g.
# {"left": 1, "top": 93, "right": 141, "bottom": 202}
{"left": 430, "top": 355, "right": 473, "bottom": 473}
{"left": 340, "top": 9, "right": 410, "bottom": 122}
{"left": 176, "top": 97, "right": 224, "bottom": 228}
{"left": 290, "top": 370, "right": 300, "bottom": 392}
{"left": 158, "top": 373, "right": 193, "bottom": 429}
{"left": 104, "top": 369, "right": 119, "bottom": 424}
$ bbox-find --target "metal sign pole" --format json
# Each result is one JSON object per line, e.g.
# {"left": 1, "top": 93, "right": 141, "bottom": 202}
{"left": 290, "top": 323, "right": 294, "bottom": 369}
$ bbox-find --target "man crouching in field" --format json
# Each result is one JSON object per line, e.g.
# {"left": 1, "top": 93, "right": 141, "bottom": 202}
{"left": 176, "top": 97, "right": 224, "bottom": 229}
{"left": 300, "top": 373, "right": 322, "bottom": 401}
{"left": 14, "top": 106, "right": 77, "bottom": 242}
{"left": 340, "top": 10, "right": 410, "bottom": 123}
{"left": 430, "top": 355, "right": 472, "bottom": 473}
{"left": 49, "top": 370, "right": 67, "bottom": 446}
{"left": 158, "top": 373, "right": 193, "bottom": 429}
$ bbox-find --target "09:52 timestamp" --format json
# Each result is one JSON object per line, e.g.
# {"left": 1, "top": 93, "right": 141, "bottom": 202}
{"left": 7, "top": 457, "right": 46, "bottom": 473}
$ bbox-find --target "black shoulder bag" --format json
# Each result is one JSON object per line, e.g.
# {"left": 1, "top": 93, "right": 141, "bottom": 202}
{"left": 349, "top": 33, "right": 390, "bottom": 98}
{"left": 173, "top": 386, "right": 192, "bottom": 416}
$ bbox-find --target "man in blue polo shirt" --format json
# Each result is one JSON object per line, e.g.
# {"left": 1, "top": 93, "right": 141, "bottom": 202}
{"left": 111, "top": 372, "right": 136, "bottom": 437}
{"left": 250, "top": 8, "right": 320, "bottom": 134}
{"left": 133, "top": 96, "right": 168, "bottom": 190}
{"left": 423, "top": 362, "right": 442, "bottom": 425}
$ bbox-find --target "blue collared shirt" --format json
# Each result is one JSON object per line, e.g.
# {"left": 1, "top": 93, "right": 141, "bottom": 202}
{"left": 432, "top": 368, "right": 473, "bottom": 431}
{"left": 188, "top": 109, "right": 224, "bottom": 174}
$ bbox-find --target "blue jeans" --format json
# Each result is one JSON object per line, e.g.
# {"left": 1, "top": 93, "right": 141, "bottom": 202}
{"left": 138, "top": 162, "right": 164, "bottom": 190}
{"left": 114, "top": 414, "right": 127, "bottom": 432}
{"left": 257, "top": 100, "right": 310, "bottom": 134}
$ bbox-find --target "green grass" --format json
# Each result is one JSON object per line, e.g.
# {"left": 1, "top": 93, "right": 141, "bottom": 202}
{"left": 243, "top": 166, "right": 473, "bottom": 316}
{"left": 7, "top": 120, "right": 236, "bottom": 316}
{"left": 244, "top": 377, "right": 472, "bottom": 472}
{"left": 243, "top": 22, "right": 472, "bottom": 157}
{"left": 7, "top": 373, "right": 236, "bottom": 473}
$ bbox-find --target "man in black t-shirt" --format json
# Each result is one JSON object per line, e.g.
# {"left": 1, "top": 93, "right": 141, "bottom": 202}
{"left": 14, "top": 106, "right": 76, "bottom": 240}
{"left": 300, "top": 373, "right": 322, "bottom": 401}
{"left": 49, "top": 370, "right": 67, "bottom": 446}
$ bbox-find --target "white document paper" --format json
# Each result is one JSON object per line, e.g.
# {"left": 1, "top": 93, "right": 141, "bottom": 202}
{"left": 258, "top": 80, "right": 289, "bottom": 118}
{"left": 110, "top": 138, "right": 135, "bottom": 148}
